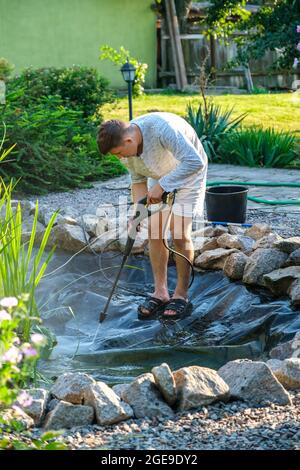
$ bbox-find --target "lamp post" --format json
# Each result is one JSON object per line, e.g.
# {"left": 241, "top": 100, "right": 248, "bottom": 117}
{"left": 120, "top": 60, "right": 136, "bottom": 121}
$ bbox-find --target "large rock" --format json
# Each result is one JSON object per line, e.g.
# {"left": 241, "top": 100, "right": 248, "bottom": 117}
{"left": 242, "top": 249, "right": 288, "bottom": 286}
{"left": 288, "top": 279, "right": 300, "bottom": 306}
{"left": 121, "top": 373, "right": 174, "bottom": 419}
{"left": 263, "top": 266, "right": 300, "bottom": 295}
{"left": 194, "top": 248, "right": 238, "bottom": 270}
{"left": 118, "top": 226, "right": 148, "bottom": 255}
{"left": 84, "top": 382, "right": 133, "bottom": 425}
{"left": 217, "top": 233, "right": 254, "bottom": 254}
{"left": 272, "top": 358, "right": 300, "bottom": 390}
{"left": 16, "top": 388, "right": 49, "bottom": 426}
{"left": 192, "top": 237, "right": 219, "bottom": 257}
{"left": 112, "top": 384, "right": 130, "bottom": 398}
{"left": 44, "top": 401, "right": 94, "bottom": 430}
{"left": 228, "top": 225, "right": 245, "bottom": 236}
{"left": 80, "top": 214, "right": 107, "bottom": 237}
{"left": 173, "top": 366, "right": 230, "bottom": 411}
{"left": 244, "top": 223, "right": 272, "bottom": 241}
{"left": 285, "top": 248, "right": 300, "bottom": 267}
{"left": 46, "top": 223, "right": 88, "bottom": 252}
{"left": 273, "top": 237, "right": 300, "bottom": 254}
{"left": 88, "top": 229, "right": 120, "bottom": 253}
{"left": 51, "top": 372, "right": 96, "bottom": 404}
{"left": 151, "top": 363, "right": 177, "bottom": 407}
{"left": 223, "top": 252, "right": 248, "bottom": 280}
{"left": 253, "top": 233, "right": 283, "bottom": 250}
{"left": 218, "top": 359, "right": 291, "bottom": 406}
{"left": 270, "top": 331, "right": 300, "bottom": 360}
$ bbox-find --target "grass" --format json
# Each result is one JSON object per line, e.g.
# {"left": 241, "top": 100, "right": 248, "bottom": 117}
{"left": 102, "top": 92, "right": 300, "bottom": 163}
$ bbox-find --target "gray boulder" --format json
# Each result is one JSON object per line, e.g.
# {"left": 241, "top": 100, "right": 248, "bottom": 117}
{"left": 121, "top": 373, "right": 174, "bottom": 419}
{"left": 253, "top": 233, "right": 283, "bottom": 250}
{"left": 263, "top": 266, "right": 300, "bottom": 295}
{"left": 1, "top": 406, "right": 34, "bottom": 430}
{"left": 194, "top": 248, "right": 238, "bottom": 270}
{"left": 244, "top": 223, "right": 272, "bottom": 241}
{"left": 88, "top": 229, "right": 120, "bottom": 253}
{"left": 218, "top": 359, "right": 291, "bottom": 406}
{"left": 285, "top": 248, "right": 300, "bottom": 267}
{"left": 273, "top": 236, "right": 300, "bottom": 254}
{"left": 288, "top": 279, "right": 300, "bottom": 306}
{"left": 46, "top": 223, "right": 88, "bottom": 252}
{"left": 84, "top": 382, "right": 133, "bottom": 425}
{"left": 223, "top": 252, "right": 248, "bottom": 280}
{"left": 173, "top": 366, "right": 230, "bottom": 411}
{"left": 44, "top": 401, "right": 94, "bottom": 430}
{"left": 51, "top": 372, "right": 96, "bottom": 404}
{"left": 273, "top": 358, "right": 300, "bottom": 390}
{"left": 112, "top": 384, "right": 130, "bottom": 398}
{"left": 243, "top": 249, "right": 288, "bottom": 286}
{"left": 269, "top": 331, "right": 300, "bottom": 360}
{"left": 151, "top": 363, "right": 177, "bottom": 407}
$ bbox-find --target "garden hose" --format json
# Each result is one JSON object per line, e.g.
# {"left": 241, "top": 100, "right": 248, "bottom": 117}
{"left": 206, "top": 181, "right": 300, "bottom": 205}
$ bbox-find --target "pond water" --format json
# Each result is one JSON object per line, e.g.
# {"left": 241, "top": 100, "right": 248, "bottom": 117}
{"left": 36, "top": 250, "right": 300, "bottom": 384}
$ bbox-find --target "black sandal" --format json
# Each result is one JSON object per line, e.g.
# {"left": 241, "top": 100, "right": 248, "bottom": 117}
{"left": 162, "top": 298, "right": 193, "bottom": 320}
{"left": 138, "top": 297, "right": 168, "bottom": 321}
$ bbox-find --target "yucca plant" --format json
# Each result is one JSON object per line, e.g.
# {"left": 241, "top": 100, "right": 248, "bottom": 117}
{"left": 218, "top": 127, "right": 297, "bottom": 168}
{"left": 186, "top": 102, "right": 247, "bottom": 162}
{"left": 0, "top": 129, "right": 57, "bottom": 341}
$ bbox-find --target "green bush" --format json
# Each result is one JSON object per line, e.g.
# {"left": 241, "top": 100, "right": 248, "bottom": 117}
{"left": 0, "top": 80, "right": 126, "bottom": 194}
{"left": 218, "top": 127, "right": 297, "bottom": 168}
{"left": 186, "top": 102, "right": 246, "bottom": 162}
{"left": 9, "top": 66, "right": 115, "bottom": 118}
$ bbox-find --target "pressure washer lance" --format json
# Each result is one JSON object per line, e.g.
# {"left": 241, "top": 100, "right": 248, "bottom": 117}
{"left": 99, "top": 191, "right": 174, "bottom": 323}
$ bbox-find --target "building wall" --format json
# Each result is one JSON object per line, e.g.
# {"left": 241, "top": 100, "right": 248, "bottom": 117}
{"left": 0, "top": 0, "right": 157, "bottom": 88}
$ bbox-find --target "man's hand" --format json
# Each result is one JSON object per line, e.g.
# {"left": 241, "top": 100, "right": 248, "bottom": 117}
{"left": 147, "top": 183, "right": 164, "bottom": 205}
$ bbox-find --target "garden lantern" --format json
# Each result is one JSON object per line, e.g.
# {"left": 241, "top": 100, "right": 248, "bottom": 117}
{"left": 120, "top": 59, "right": 136, "bottom": 121}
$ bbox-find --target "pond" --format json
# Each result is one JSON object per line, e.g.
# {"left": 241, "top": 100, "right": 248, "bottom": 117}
{"left": 36, "top": 250, "right": 300, "bottom": 384}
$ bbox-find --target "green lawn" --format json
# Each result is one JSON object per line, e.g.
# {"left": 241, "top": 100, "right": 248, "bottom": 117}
{"left": 102, "top": 93, "right": 300, "bottom": 154}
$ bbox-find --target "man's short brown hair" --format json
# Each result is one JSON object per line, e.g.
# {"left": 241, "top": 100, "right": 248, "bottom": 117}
{"left": 97, "top": 119, "right": 129, "bottom": 155}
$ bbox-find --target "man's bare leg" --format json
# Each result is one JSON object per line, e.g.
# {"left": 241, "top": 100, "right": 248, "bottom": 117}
{"left": 164, "top": 214, "right": 193, "bottom": 316}
{"left": 139, "top": 208, "right": 171, "bottom": 315}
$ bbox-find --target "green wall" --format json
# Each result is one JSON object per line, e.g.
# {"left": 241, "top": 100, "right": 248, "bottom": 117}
{"left": 0, "top": 0, "right": 157, "bottom": 88}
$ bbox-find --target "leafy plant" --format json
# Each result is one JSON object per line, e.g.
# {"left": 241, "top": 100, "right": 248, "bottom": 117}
{"left": 9, "top": 66, "right": 115, "bottom": 118}
{"left": 99, "top": 45, "right": 148, "bottom": 96}
{"left": 0, "top": 94, "right": 126, "bottom": 194}
{"left": 186, "top": 101, "right": 247, "bottom": 161}
{"left": 218, "top": 126, "right": 297, "bottom": 168}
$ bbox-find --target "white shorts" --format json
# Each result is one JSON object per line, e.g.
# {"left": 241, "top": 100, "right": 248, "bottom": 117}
{"left": 147, "top": 173, "right": 207, "bottom": 219}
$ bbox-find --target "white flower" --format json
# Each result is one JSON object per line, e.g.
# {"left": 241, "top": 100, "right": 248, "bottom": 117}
{"left": 0, "top": 310, "right": 12, "bottom": 323}
{"left": 17, "top": 391, "right": 33, "bottom": 408}
{"left": 0, "top": 297, "right": 18, "bottom": 308}
{"left": 30, "top": 333, "right": 47, "bottom": 347}
{"left": 2, "top": 345, "right": 22, "bottom": 364}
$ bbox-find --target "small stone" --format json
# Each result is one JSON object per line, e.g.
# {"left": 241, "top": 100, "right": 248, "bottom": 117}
{"left": 151, "top": 363, "right": 177, "bottom": 407}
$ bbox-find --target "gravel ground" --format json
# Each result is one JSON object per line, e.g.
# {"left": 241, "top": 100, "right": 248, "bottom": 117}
{"left": 24, "top": 174, "right": 300, "bottom": 238}
{"left": 5, "top": 391, "right": 300, "bottom": 450}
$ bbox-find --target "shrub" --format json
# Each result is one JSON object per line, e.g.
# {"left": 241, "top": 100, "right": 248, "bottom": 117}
{"left": 0, "top": 94, "right": 127, "bottom": 194}
{"left": 217, "top": 127, "right": 297, "bottom": 168}
{"left": 8, "top": 66, "right": 115, "bottom": 118}
{"left": 186, "top": 102, "right": 246, "bottom": 162}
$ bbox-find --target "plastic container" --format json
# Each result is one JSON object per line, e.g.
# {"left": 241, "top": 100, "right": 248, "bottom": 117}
{"left": 205, "top": 185, "right": 249, "bottom": 223}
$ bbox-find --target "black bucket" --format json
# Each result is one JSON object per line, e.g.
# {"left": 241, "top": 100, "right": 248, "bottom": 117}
{"left": 205, "top": 185, "right": 249, "bottom": 223}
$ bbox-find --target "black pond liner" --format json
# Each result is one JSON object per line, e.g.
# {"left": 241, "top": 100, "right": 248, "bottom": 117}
{"left": 36, "top": 250, "right": 300, "bottom": 384}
